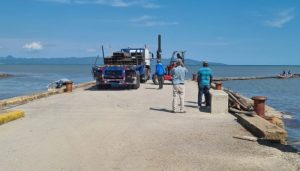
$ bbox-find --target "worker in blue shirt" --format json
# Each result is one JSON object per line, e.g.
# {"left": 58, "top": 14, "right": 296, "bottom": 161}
{"left": 171, "top": 59, "right": 188, "bottom": 113}
{"left": 198, "top": 61, "right": 212, "bottom": 111}
{"left": 155, "top": 59, "right": 165, "bottom": 89}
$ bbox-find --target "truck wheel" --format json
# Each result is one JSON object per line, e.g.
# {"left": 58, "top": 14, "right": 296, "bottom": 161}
{"left": 145, "top": 67, "right": 151, "bottom": 80}
{"left": 140, "top": 68, "right": 151, "bottom": 83}
{"left": 98, "top": 84, "right": 108, "bottom": 89}
{"left": 140, "top": 74, "right": 146, "bottom": 83}
{"left": 152, "top": 74, "right": 159, "bottom": 85}
{"left": 133, "top": 76, "right": 140, "bottom": 89}
{"left": 97, "top": 84, "right": 104, "bottom": 89}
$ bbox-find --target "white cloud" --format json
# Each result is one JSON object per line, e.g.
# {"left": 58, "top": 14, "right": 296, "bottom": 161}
{"left": 38, "top": 0, "right": 71, "bottom": 3}
{"left": 87, "top": 48, "right": 97, "bottom": 52}
{"left": 39, "top": 0, "right": 160, "bottom": 8}
{"left": 130, "top": 15, "right": 178, "bottom": 27}
{"left": 94, "top": 15, "right": 178, "bottom": 27}
{"left": 191, "top": 37, "right": 234, "bottom": 47}
{"left": 23, "top": 42, "right": 43, "bottom": 51}
{"left": 143, "top": 21, "right": 179, "bottom": 27}
{"left": 130, "top": 15, "right": 153, "bottom": 22}
{"left": 265, "top": 8, "right": 295, "bottom": 28}
{"left": 142, "top": 2, "right": 160, "bottom": 9}
{"left": 111, "top": 0, "right": 132, "bottom": 7}
{"left": 196, "top": 42, "right": 231, "bottom": 46}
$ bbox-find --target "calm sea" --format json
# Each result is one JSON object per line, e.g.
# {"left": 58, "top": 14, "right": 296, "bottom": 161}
{"left": 1, "top": 64, "right": 300, "bottom": 150}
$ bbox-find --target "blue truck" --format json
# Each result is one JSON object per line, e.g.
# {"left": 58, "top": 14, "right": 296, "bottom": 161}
{"left": 92, "top": 48, "right": 152, "bottom": 89}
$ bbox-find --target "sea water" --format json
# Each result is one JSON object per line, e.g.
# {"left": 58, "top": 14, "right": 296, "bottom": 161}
{"left": 1, "top": 64, "right": 300, "bottom": 150}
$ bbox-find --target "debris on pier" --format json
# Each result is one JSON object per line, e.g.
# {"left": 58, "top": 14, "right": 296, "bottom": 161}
{"left": 222, "top": 87, "right": 287, "bottom": 144}
{"left": 214, "top": 74, "right": 300, "bottom": 81}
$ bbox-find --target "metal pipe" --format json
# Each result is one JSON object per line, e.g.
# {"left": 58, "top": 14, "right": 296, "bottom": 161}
{"left": 102, "top": 45, "right": 105, "bottom": 58}
{"left": 157, "top": 34, "right": 162, "bottom": 60}
{"left": 158, "top": 34, "right": 161, "bottom": 52}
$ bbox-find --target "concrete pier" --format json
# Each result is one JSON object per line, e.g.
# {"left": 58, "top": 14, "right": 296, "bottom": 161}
{"left": 0, "top": 81, "right": 299, "bottom": 171}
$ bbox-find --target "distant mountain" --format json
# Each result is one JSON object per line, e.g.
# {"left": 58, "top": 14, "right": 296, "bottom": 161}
{"left": 157, "top": 58, "right": 226, "bottom": 66}
{"left": 183, "top": 59, "right": 226, "bottom": 66}
{"left": 0, "top": 56, "right": 99, "bottom": 65}
{"left": 0, "top": 56, "right": 226, "bottom": 66}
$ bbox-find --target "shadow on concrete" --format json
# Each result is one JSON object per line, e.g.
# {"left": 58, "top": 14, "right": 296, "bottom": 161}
{"left": 199, "top": 107, "right": 211, "bottom": 113}
{"left": 185, "top": 104, "right": 198, "bottom": 108}
{"left": 148, "top": 82, "right": 173, "bottom": 86}
{"left": 149, "top": 107, "right": 174, "bottom": 113}
{"left": 186, "top": 101, "right": 207, "bottom": 105}
{"left": 145, "top": 88, "right": 158, "bottom": 90}
{"left": 85, "top": 85, "right": 134, "bottom": 91}
{"left": 257, "top": 140, "right": 299, "bottom": 153}
{"left": 185, "top": 101, "right": 198, "bottom": 104}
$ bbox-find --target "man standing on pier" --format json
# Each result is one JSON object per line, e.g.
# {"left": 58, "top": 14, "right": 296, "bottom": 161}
{"left": 156, "top": 59, "right": 165, "bottom": 89}
{"left": 198, "top": 61, "right": 212, "bottom": 111}
{"left": 171, "top": 59, "right": 188, "bottom": 113}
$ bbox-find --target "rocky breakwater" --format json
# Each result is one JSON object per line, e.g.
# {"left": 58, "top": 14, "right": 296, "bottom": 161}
{"left": 0, "top": 73, "right": 13, "bottom": 79}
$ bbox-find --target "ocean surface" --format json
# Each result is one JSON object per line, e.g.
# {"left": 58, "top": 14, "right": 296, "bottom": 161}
{"left": 1, "top": 64, "right": 300, "bottom": 150}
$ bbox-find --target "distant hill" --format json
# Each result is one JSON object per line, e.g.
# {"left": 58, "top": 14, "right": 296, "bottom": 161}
{"left": 155, "top": 58, "right": 226, "bottom": 66}
{"left": 0, "top": 56, "right": 98, "bottom": 65}
{"left": 183, "top": 59, "right": 226, "bottom": 66}
{"left": 0, "top": 56, "right": 226, "bottom": 66}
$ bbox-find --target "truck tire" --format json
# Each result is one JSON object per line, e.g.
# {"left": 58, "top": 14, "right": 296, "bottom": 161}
{"left": 145, "top": 67, "right": 151, "bottom": 80}
{"left": 140, "top": 75, "right": 146, "bottom": 83}
{"left": 97, "top": 84, "right": 104, "bottom": 89}
{"left": 98, "top": 83, "right": 110, "bottom": 89}
{"left": 133, "top": 76, "right": 140, "bottom": 89}
{"left": 140, "top": 68, "right": 151, "bottom": 83}
{"left": 152, "top": 74, "right": 158, "bottom": 85}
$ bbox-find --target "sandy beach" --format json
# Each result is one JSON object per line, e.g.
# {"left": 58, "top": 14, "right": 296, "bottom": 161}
{"left": 0, "top": 81, "right": 299, "bottom": 171}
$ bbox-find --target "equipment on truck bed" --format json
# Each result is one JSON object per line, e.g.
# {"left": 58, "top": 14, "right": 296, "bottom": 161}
{"left": 152, "top": 35, "right": 186, "bottom": 85}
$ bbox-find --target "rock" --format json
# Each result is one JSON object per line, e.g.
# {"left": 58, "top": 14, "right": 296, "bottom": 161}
{"left": 0, "top": 73, "right": 13, "bottom": 78}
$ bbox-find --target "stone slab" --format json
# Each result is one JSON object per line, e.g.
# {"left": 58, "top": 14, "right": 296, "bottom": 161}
{"left": 234, "top": 113, "right": 287, "bottom": 144}
{"left": 210, "top": 89, "right": 228, "bottom": 114}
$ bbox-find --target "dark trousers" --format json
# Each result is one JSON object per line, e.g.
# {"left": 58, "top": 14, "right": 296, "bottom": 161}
{"left": 158, "top": 75, "right": 164, "bottom": 89}
{"left": 198, "top": 85, "right": 210, "bottom": 107}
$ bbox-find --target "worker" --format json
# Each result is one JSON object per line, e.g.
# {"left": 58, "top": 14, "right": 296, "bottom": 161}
{"left": 171, "top": 59, "right": 188, "bottom": 113}
{"left": 176, "top": 53, "right": 184, "bottom": 64}
{"left": 155, "top": 59, "right": 165, "bottom": 89}
{"left": 198, "top": 61, "right": 212, "bottom": 111}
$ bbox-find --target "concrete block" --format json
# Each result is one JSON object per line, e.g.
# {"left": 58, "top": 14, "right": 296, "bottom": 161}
{"left": 234, "top": 113, "right": 287, "bottom": 144}
{"left": 210, "top": 90, "right": 228, "bottom": 114}
{"left": 0, "top": 110, "right": 25, "bottom": 125}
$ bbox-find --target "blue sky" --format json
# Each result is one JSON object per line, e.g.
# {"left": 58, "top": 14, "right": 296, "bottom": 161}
{"left": 0, "top": 0, "right": 299, "bottom": 65}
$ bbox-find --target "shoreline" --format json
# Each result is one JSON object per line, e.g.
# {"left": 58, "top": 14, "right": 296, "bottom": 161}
{"left": 0, "top": 81, "right": 95, "bottom": 109}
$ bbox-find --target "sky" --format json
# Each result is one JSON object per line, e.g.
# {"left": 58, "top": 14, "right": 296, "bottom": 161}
{"left": 0, "top": 0, "right": 300, "bottom": 65}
